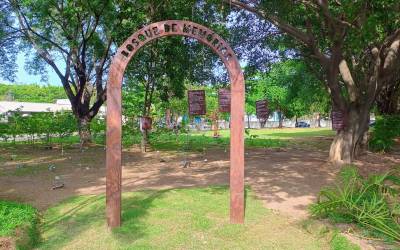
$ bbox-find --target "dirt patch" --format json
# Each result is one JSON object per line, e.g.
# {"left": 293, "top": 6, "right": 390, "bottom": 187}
{"left": 1, "top": 143, "right": 398, "bottom": 221}
{"left": 0, "top": 237, "right": 14, "bottom": 250}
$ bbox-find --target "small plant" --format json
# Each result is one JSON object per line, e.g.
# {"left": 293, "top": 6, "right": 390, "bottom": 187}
{"left": 310, "top": 166, "right": 400, "bottom": 242}
{"left": 369, "top": 115, "right": 400, "bottom": 152}
{"left": 0, "top": 200, "right": 40, "bottom": 248}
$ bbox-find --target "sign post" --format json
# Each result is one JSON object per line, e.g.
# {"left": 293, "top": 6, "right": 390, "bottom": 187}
{"left": 256, "top": 100, "right": 269, "bottom": 128}
{"left": 218, "top": 88, "right": 231, "bottom": 113}
{"left": 331, "top": 108, "right": 346, "bottom": 131}
{"left": 188, "top": 90, "right": 206, "bottom": 116}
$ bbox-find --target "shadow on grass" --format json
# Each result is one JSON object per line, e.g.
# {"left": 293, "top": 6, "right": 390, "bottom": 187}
{"left": 112, "top": 189, "right": 172, "bottom": 243}
{"left": 40, "top": 191, "right": 165, "bottom": 248}
{"left": 39, "top": 186, "right": 250, "bottom": 249}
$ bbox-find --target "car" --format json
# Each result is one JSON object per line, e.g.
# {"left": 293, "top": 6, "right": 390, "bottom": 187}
{"left": 369, "top": 121, "right": 376, "bottom": 127}
{"left": 295, "top": 121, "right": 310, "bottom": 128}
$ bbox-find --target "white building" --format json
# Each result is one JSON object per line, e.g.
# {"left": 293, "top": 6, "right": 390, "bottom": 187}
{"left": 0, "top": 99, "right": 106, "bottom": 117}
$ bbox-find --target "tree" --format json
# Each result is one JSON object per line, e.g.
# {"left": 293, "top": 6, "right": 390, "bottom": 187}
{"left": 376, "top": 76, "right": 400, "bottom": 115}
{"left": 0, "top": 2, "right": 18, "bottom": 81}
{"left": 0, "top": 83, "right": 66, "bottom": 103}
{"left": 52, "top": 111, "right": 76, "bottom": 155}
{"left": 119, "top": 0, "right": 228, "bottom": 150}
{"left": 248, "top": 60, "right": 328, "bottom": 128}
{"left": 6, "top": 0, "right": 118, "bottom": 145}
{"left": 225, "top": 0, "right": 400, "bottom": 164}
{"left": 7, "top": 109, "right": 23, "bottom": 143}
{"left": 0, "top": 114, "right": 10, "bottom": 142}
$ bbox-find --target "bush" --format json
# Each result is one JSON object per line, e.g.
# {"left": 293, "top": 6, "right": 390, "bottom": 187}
{"left": 0, "top": 200, "right": 40, "bottom": 249}
{"left": 310, "top": 166, "right": 400, "bottom": 242}
{"left": 90, "top": 117, "right": 106, "bottom": 143}
{"left": 369, "top": 115, "right": 400, "bottom": 152}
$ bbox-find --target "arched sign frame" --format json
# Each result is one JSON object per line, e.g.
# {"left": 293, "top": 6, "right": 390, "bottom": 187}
{"left": 106, "top": 20, "right": 245, "bottom": 228}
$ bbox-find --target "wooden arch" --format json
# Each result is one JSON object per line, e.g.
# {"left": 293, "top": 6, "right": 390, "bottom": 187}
{"left": 106, "top": 20, "right": 245, "bottom": 228}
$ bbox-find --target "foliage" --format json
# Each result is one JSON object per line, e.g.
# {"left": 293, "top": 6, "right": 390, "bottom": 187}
{"left": 52, "top": 112, "right": 77, "bottom": 140}
{"left": 310, "top": 166, "right": 400, "bottom": 242}
{"left": 0, "top": 110, "right": 77, "bottom": 145}
{"left": 0, "top": 83, "right": 66, "bottom": 103}
{"left": 0, "top": 200, "right": 40, "bottom": 248}
{"left": 90, "top": 117, "right": 106, "bottom": 142}
{"left": 226, "top": 0, "right": 400, "bottom": 163}
{"left": 248, "top": 60, "right": 330, "bottom": 119}
{"left": 0, "top": 3, "right": 18, "bottom": 81}
{"left": 369, "top": 115, "right": 400, "bottom": 152}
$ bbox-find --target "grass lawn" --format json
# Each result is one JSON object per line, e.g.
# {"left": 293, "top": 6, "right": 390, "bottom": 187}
{"left": 0, "top": 200, "right": 40, "bottom": 248}
{"left": 38, "top": 186, "right": 349, "bottom": 250}
{"left": 147, "top": 127, "right": 334, "bottom": 152}
{"left": 201, "top": 127, "right": 335, "bottom": 139}
{"left": 0, "top": 128, "right": 334, "bottom": 153}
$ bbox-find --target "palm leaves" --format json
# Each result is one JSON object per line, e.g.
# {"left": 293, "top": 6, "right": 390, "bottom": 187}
{"left": 311, "top": 166, "right": 400, "bottom": 242}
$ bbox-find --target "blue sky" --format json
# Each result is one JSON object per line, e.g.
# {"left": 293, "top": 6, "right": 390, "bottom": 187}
{"left": 1, "top": 53, "right": 60, "bottom": 86}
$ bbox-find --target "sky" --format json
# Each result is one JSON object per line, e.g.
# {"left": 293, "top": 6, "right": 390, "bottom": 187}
{"left": 1, "top": 52, "right": 61, "bottom": 86}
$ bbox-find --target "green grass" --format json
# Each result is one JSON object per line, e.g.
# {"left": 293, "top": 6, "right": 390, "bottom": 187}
{"left": 147, "top": 132, "right": 286, "bottom": 151}
{"left": 39, "top": 186, "right": 332, "bottom": 250}
{"left": 146, "top": 128, "right": 333, "bottom": 151}
{"left": 0, "top": 200, "right": 40, "bottom": 248}
{"left": 0, "top": 128, "right": 333, "bottom": 152}
{"left": 201, "top": 127, "right": 335, "bottom": 139}
{"left": 330, "top": 232, "right": 361, "bottom": 250}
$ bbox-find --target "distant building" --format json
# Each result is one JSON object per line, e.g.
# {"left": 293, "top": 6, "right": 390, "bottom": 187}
{"left": 0, "top": 99, "right": 106, "bottom": 117}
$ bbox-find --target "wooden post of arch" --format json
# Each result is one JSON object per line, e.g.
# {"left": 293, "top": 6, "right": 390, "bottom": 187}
{"left": 106, "top": 20, "right": 245, "bottom": 228}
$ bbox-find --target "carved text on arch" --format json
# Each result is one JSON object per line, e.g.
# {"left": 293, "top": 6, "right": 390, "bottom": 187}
{"left": 120, "top": 21, "right": 233, "bottom": 62}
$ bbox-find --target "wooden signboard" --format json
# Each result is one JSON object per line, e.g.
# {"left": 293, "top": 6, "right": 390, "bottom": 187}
{"left": 218, "top": 88, "right": 231, "bottom": 113}
{"left": 188, "top": 90, "right": 206, "bottom": 115}
{"left": 256, "top": 100, "right": 269, "bottom": 119}
{"left": 331, "top": 109, "right": 345, "bottom": 130}
{"left": 140, "top": 116, "right": 152, "bottom": 131}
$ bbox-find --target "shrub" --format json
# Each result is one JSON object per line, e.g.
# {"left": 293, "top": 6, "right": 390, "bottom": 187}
{"left": 91, "top": 117, "right": 106, "bottom": 143}
{"left": 369, "top": 115, "right": 400, "bottom": 152}
{"left": 310, "top": 166, "right": 400, "bottom": 242}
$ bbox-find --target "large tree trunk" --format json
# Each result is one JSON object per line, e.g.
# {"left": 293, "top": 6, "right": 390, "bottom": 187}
{"left": 376, "top": 77, "right": 400, "bottom": 114}
{"left": 78, "top": 117, "right": 92, "bottom": 146}
{"left": 329, "top": 106, "right": 370, "bottom": 165}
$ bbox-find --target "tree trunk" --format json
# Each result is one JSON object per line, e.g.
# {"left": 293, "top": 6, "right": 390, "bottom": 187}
{"left": 166, "top": 108, "right": 171, "bottom": 128}
{"left": 316, "top": 113, "right": 321, "bottom": 128}
{"left": 278, "top": 111, "right": 283, "bottom": 128}
{"left": 141, "top": 129, "right": 148, "bottom": 153}
{"left": 329, "top": 106, "right": 370, "bottom": 165}
{"left": 376, "top": 77, "right": 400, "bottom": 114}
{"left": 247, "top": 113, "right": 251, "bottom": 129}
{"left": 78, "top": 117, "right": 92, "bottom": 146}
{"left": 212, "top": 112, "right": 219, "bottom": 137}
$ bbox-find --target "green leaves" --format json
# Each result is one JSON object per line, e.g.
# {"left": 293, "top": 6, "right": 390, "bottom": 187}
{"left": 369, "top": 115, "right": 400, "bottom": 152}
{"left": 311, "top": 166, "right": 400, "bottom": 242}
{"left": 247, "top": 59, "right": 329, "bottom": 118}
{"left": 0, "top": 110, "right": 77, "bottom": 144}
